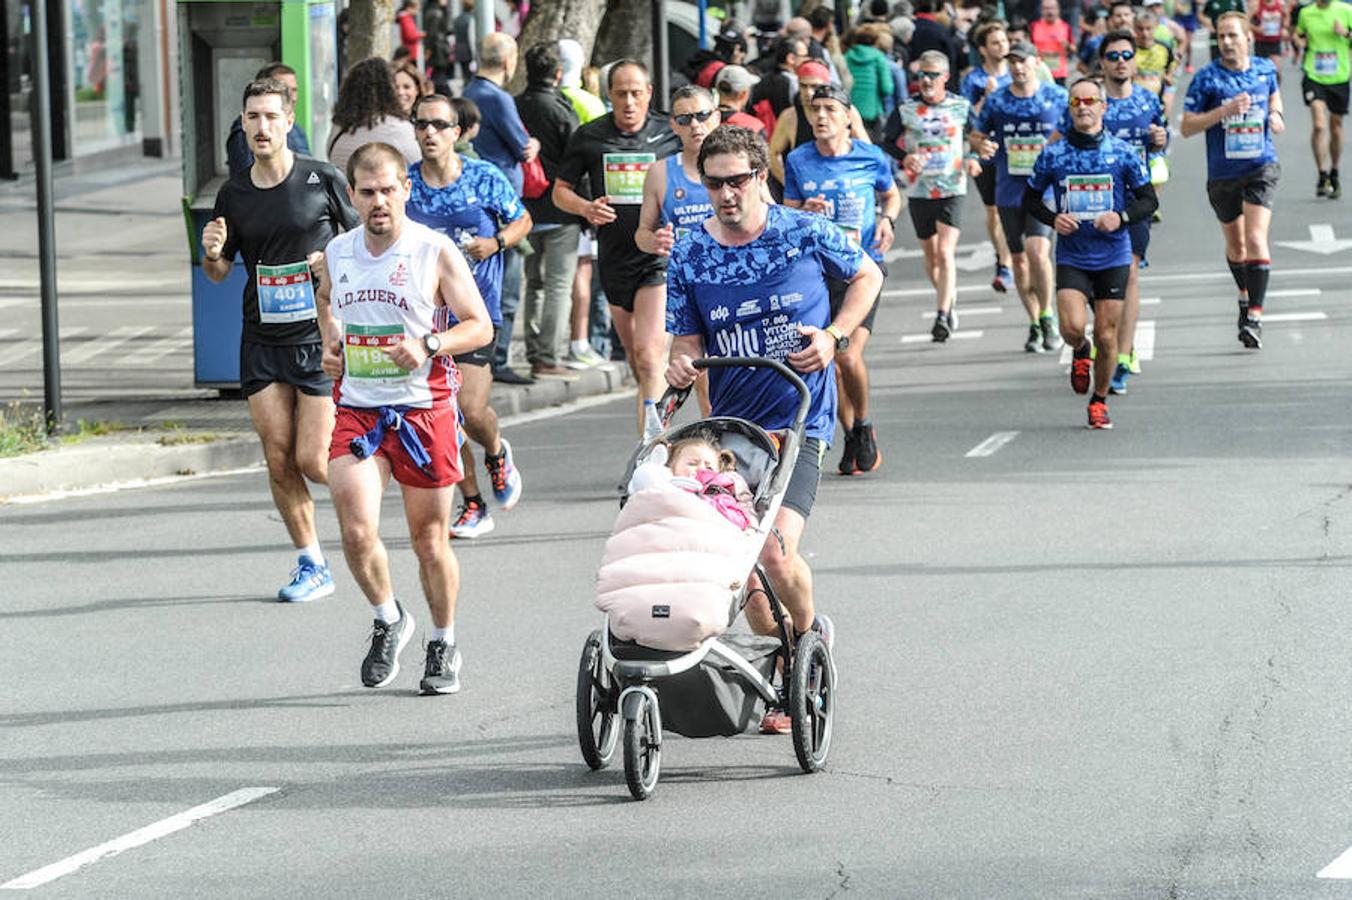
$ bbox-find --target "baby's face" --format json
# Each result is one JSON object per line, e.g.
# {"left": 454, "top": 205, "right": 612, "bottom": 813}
{"left": 670, "top": 444, "right": 719, "bottom": 476}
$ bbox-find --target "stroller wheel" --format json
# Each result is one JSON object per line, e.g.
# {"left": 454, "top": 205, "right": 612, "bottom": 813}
{"left": 575, "top": 630, "right": 618, "bottom": 770}
{"left": 789, "top": 630, "right": 835, "bottom": 773}
{"left": 623, "top": 690, "right": 662, "bottom": 800}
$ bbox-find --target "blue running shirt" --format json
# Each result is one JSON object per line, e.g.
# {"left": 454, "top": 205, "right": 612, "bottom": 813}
{"left": 1027, "top": 132, "right": 1150, "bottom": 270}
{"left": 660, "top": 155, "right": 713, "bottom": 241}
{"left": 782, "top": 140, "right": 894, "bottom": 263}
{"left": 406, "top": 158, "right": 526, "bottom": 325}
{"left": 959, "top": 67, "right": 1012, "bottom": 107}
{"left": 975, "top": 82, "right": 1068, "bottom": 208}
{"left": 1060, "top": 88, "right": 1168, "bottom": 168}
{"left": 666, "top": 205, "right": 864, "bottom": 441}
{"left": 1183, "top": 57, "right": 1280, "bottom": 181}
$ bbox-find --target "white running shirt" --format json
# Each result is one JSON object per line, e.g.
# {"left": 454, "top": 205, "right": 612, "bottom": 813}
{"left": 325, "top": 220, "right": 460, "bottom": 409}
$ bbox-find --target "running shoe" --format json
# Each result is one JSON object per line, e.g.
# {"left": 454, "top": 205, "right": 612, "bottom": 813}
{"left": 759, "top": 708, "right": 793, "bottom": 735}
{"left": 1070, "top": 343, "right": 1093, "bottom": 395}
{"left": 1109, "top": 363, "right": 1131, "bottom": 395}
{"left": 931, "top": 311, "right": 951, "bottom": 343}
{"left": 1087, "top": 400, "right": 1113, "bottom": 430}
{"left": 419, "top": 640, "right": 463, "bottom": 695}
{"left": 853, "top": 420, "right": 882, "bottom": 473}
{"left": 1237, "top": 302, "right": 1249, "bottom": 330}
{"left": 1238, "top": 315, "right": 1263, "bottom": 349}
{"left": 485, "top": 438, "right": 522, "bottom": 510}
{"left": 1128, "top": 348, "right": 1141, "bottom": 375}
{"left": 949, "top": 305, "right": 959, "bottom": 332}
{"left": 361, "top": 601, "right": 415, "bottom": 688}
{"left": 564, "top": 345, "right": 615, "bottom": 371}
{"left": 449, "top": 498, "right": 495, "bottom": 539}
{"left": 992, "top": 263, "right": 1013, "bottom": 293}
{"left": 1330, "top": 172, "right": 1342, "bottom": 200}
{"left": 837, "top": 426, "right": 859, "bottom": 475}
{"left": 1040, "top": 315, "right": 1063, "bottom": 351}
{"left": 1024, "top": 324, "right": 1043, "bottom": 353}
{"left": 277, "top": 555, "right": 335, "bottom": 603}
{"left": 1318, "top": 172, "right": 1331, "bottom": 198}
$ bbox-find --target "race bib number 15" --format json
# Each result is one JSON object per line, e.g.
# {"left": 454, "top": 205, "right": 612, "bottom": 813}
{"left": 1064, "top": 174, "right": 1114, "bottom": 221}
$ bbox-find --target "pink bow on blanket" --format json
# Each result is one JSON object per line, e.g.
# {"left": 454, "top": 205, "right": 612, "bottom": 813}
{"left": 694, "top": 469, "right": 752, "bottom": 531}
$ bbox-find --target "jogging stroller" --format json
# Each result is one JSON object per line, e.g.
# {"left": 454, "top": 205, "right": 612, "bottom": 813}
{"left": 574, "top": 357, "right": 838, "bottom": 800}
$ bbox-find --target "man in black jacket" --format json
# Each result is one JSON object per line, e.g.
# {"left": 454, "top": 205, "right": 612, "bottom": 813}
{"left": 423, "top": 0, "right": 451, "bottom": 95}
{"left": 515, "top": 41, "right": 588, "bottom": 374}
{"left": 907, "top": 0, "right": 965, "bottom": 92}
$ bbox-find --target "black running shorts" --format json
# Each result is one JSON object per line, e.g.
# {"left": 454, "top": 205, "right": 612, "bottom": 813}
{"left": 996, "top": 205, "right": 1053, "bottom": 254}
{"left": 1056, "top": 263, "right": 1131, "bottom": 301}
{"left": 827, "top": 260, "right": 887, "bottom": 333}
{"left": 782, "top": 436, "right": 825, "bottom": 519}
{"left": 1303, "top": 76, "right": 1350, "bottom": 116}
{"left": 1206, "top": 162, "right": 1281, "bottom": 224}
{"left": 907, "top": 195, "right": 965, "bottom": 240}
{"left": 453, "top": 325, "right": 500, "bottom": 367}
{"left": 240, "top": 340, "right": 332, "bottom": 398}
{"left": 600, "top": 260, "right": 667, "bottom": 313}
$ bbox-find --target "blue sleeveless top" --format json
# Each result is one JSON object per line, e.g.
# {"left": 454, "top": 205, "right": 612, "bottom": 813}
{"left": 661, "top": 155, "right": 714, "bottom": 240}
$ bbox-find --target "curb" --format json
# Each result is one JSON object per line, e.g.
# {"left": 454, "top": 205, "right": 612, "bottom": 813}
{"left": 0, "top": 365, "right": 629, "bottom": 502}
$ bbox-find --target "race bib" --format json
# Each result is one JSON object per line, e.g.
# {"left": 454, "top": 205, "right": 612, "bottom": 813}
{"left": 1006, "top": 135, "right": 1046, "bottom": 176}
{"left": 603, "top": 152, "right": 656, "bottom": 205}
{"left": 1064, "top": 174, "right": 1114, "bottom": 221}
{"left": 343, "top": 322, "right": 409, "bottom": 382}
{"left": 1223, "top": 114, "right": 1265, "bottom": 159}
{"left": 1041, "top": 51, "right": 1064, "bottom": 72}
{"left": 256, "top": 261, "right": 317, "bottom": 324}
{"left": 1314, "top": 51, "right": 1339, "bottom": 77}
{"left": 830, "top": 192, "right": 867, "bottom": 247}
{"left": 920, "top": 138, "right": 953, "bottom": 174}
{"left": 1260, "top": 10, "right": 1283, "bottom": 36}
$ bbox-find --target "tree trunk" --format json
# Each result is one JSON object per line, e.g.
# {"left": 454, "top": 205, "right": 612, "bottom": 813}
{"left": 593, "top": 0, "right": 654, "bottom": 70}
{"left": 346, "top": 0, "right": 397, "bottom": 71}
{"left": 507, "top": 0, "right": 608, "bottom": 94}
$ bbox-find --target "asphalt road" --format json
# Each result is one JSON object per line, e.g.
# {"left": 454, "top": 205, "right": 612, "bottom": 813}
{"left": 2, "top": 57, "right": 1352, "bottom": 898}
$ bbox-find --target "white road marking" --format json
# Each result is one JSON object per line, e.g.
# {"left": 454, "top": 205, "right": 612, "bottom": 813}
{"left": 1141, "top": 297, "right": 1161, "bottom": 306}
{"left": 0, "top": 328, "right": 18, "bottom": 340}
{"left": 901, "top": 330, "right": 984, "bottom": 344}
{"left": 1266, "top": 289, "right": 1321, "bottom": 298}
{"left": 134, "top": 327, "right": 194, "bottom": 364}
{"left": 917, "top": 305, "right": 1003, "bottom": 318}
{"left": 1274, "top": 223, "right": 1352, "bottom": 255}
{"left": 1318, "top": 844, "right": 1352, "bottom": 879}
{"left": 964, "top": 431, "right": 1019, "bottom": 457}
{"left": 62, "top": 326, "right": 157, "bottom": 366}
{"left": 0, "top": 787, "right": 278, "bottom": 890}
{"left": 882, "top": 284, "right": 992, "bottom": 299}
{"left": 1261, "top": 312, "right": 1327, "bottom": 323}
{"left": 1141, "top": 265, "right": 1352, "bottom": 283}
{"left": 1, "top": 328, "right": 90, "bottom": 366}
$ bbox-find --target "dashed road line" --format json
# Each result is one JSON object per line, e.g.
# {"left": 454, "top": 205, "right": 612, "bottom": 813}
{"left": 917, "top": 305, "right": 1003, "bottom": 318}
{"left": 964, "top": 431, "right": 1020, "bottom": 457}
{"left": 63, "top": 326, "right": 156, "bottom": 366}
{"left": 135, "top": 327, "right": 194, "bottom": 364}
{"left": 1261, "top": 312, "right": 1328, "bottom": 323}
{"left": 901, "top": 330, "right": 985, "bottom": 344}
{"left": 2, "top": 328, "right": 89, "bottom": 366}
{"left": 1318, "top": 844, "right": 1352, "bottom": 879}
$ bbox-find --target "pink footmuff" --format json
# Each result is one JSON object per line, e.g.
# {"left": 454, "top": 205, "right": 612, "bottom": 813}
{"left": 596, "top": 488, "right": 762, "bottom": 651}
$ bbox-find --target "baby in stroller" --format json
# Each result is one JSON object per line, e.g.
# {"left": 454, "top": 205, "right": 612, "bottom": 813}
{"left": 626, "top": 434, "right": 757, "bottom": 531}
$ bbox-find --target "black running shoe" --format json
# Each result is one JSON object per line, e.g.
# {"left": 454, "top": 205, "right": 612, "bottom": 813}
{"left": 419, "top": 640, "right": 462, "bottom": 695}
{"left": 853, "top": 420, "right": 882, "bottom": 473}
{"left": 1237, "top": 302, "right": 1249, "bottom": 330}
{"left": 1330, "top": 173, "right": 1342, "bottom": 200}
{"left": 1318, "top": 172, "right": 1331, "bottom": 198}
{"left": 837, "top": 425, "right": 858, "bottom": 475}
{"left": 931, "top": 311, "right": 951, "bottom": 343}
{"left": 1024, "top": 324, "right": 1043, "bottom": 353}
{"left": 1238, "top": 315, "right": 1263, "bottom": 349}
{"left": 361, "top": 601, "right": 415, "bottom": 688}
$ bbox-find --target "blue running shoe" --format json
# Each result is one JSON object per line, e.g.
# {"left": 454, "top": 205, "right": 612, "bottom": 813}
{"left": 278, "top": 555, "right": 334, "bottom": 603}
{"left": 485, "top": 438, "right": 523, "bottom": 510}
{"left": 1109, "top": 363, "right": 1131, "bottom": 395}
{"left": 992, "top": 264, "right": 1013, "bottom": 293}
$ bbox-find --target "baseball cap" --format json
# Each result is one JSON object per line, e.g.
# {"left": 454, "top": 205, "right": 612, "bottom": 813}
{"left": 715, "top": 64, "right": 761, "bottom": 93}
{"left": 796, "top": 59, "right": 832, "bottom": 82}
{"left": 715, "top": 21, "right": 746, "bottom": 46}
{"left": 809, "top": 83, "right": 852, "bottom": 108}
{"left": 1006, "top": 40, "right": 1040, "bottom": 59}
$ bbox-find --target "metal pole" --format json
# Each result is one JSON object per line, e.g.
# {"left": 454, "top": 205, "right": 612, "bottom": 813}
{"left": 32, "top": 0, "right": 62, "bottom": 433}
{"left": 473, "top": 0, "right": 492, "bottom": 73}
{"left": 697, "top": 0, "right": 707, "bottom": 50}
{"left": 652, "top": 0, "right": 668, "bottom": 109}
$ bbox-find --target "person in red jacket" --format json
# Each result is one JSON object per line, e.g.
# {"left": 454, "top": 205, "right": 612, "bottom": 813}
{"left": 396, "top": 0, "right": 424, "bottom": 63}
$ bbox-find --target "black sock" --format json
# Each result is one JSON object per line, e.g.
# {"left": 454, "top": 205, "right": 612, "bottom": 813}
{"left": 854, "top": 417, "right": 871, "bottom": 430}
{"left": 1333, "top": 168, "right": 1341, "bottom": 180}
{"left": 464, "top": 493, "right": 485, "bottom": 506}
{"left": 1227, "top": 257, "right": 1247, "bottom": 294}
{"left": 1244, "top": 259, "right": 1270, "bottom": 312}
{"left": 1091, "top": 393, "right": 1107, "bottom": 405}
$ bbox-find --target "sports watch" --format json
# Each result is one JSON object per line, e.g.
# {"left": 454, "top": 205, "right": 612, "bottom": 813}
{"left": 826, "top": 324, "right": 849, "bottom": 353}
{"left": 423, "top": 333, "right": 442, "bottom": 357}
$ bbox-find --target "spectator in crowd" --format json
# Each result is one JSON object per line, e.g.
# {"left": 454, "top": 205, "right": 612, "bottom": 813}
{"left": 453, "top": 0, "right": 476, "bottom": 84}
{"left": 396, "top": 0, "right": 423, "bottom": 62}
{"left": 450, "top": 97, "right": 481, "bottom": 158}
{"left": 715, "top": 65, "right": 768, "bottom": 134}
{"left": 392, "top": 59, "right": 429, "bottom": 119}
{"left": 1030, "top": 0, "right": 1073, "bottom": 83}
{"left": 808, "top": 6, "right": 853, "bottom": 89}
{"left": 464, "top": 32, "right": 541, "bottom": 384}
{"left": 559, "top": 38, "right": 606, "bottom": 124}
{"left": 685, "top": 21, "right": 750, "bottom": 88}
{"left": 423, "top": 0, "right": 451, "bottom": 94}
{"left": 326, "top": 57, "right": 420, "bottom": 175}
{"left": 749, "top": 35, "right": 808, "bottom": 135}
{"left": 908, "top": 0, "right": 965, "bottom": 91}
{"left": 844, "top": 22, "right": 895, "bottom": 141}
{"left": 226, "top": 62, "right": 311, "bottom": 178}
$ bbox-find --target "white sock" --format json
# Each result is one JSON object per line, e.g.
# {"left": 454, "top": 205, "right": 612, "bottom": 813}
{"left": 298, "top": 543, "right": 324, "bottom": 565}
{"left": 373, "top": 599, "right": 400, "bottom": 624}
{"left": 570, "top": 340, "right": 590, "bottom": 356}
{"left": 430, "top": 624, "right": 455, "bottom": 644}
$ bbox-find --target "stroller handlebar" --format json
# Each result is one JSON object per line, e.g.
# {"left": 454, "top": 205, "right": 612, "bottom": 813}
{"left": 657, "top": 357, "right": 812, "bottom": 435}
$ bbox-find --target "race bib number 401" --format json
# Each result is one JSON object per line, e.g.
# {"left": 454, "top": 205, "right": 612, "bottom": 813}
{"left": 603, "top": 152, "right": 656, "bottom": 205}
{"left": 256, "top": 261, "right": 317, "bottom": 324}
{"left": 343, "top": 323, "right": 409, "bottom": 382}
{"left": 1064, "top": 174, "right": 1114, "bottom": 221}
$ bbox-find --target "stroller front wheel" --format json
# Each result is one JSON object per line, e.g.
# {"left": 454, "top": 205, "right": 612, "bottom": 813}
{"left": 789, "top": 630, "right": 835, "bottom": 773}
{"left": 575, "top": 630, "right": 618, "bottom": 770}
{"left": 623, "top": 690, "right": 662, "bottom": 800}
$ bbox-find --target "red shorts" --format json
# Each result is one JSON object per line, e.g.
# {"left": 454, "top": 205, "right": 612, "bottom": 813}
{"left": 330, "top": 404, "right": 463, "bottom": 488}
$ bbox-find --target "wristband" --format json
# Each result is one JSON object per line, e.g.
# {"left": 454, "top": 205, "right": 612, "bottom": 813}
{"left": 1120, "top": 209, "right": 1129, "bottom": 225}
{"left": 495, "top": 234, "right": 506, "bottom": 253}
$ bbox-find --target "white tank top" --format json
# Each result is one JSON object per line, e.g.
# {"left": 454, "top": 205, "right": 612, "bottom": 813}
{"left": 325, "top": 220, "right": 460, "bottom": 410}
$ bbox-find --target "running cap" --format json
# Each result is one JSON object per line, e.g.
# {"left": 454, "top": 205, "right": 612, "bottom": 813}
{"left": 810, "top": 83, "right": 853, "bottom": 108}
{"left": 796, "top": 59, "right": 832, "bottom": 81}
{"left": 1143, "top": 0, "right": 1163, "bottom": 7}
{"left": 1006, "top": 40, "right": 1040, "bottom": 59}
{"left": 715, "top": 64, "right": 761, "bottom": 93}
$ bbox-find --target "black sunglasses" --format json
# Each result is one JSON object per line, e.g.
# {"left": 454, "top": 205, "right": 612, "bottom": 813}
{"left": 413, "top": 118, "right": 458, "bottom": 132}
{"left": 1103, "top": 49, "right": 1136, "bottom": 61}
{"left": 916, "top": 70, "right": 947, "bottom": 80}
{"left": 673, "top": 109, "right": 716, "bottom": 126}
{"left": 701, "top": 169, "right": 759, "bottom": 191}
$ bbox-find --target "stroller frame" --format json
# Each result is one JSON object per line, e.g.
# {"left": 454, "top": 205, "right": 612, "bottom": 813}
{"left": 576, "top": 357, "right": 837, "bottom": 800}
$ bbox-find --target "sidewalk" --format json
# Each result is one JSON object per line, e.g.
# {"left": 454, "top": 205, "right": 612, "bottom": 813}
{"left": 0, "top": 159, "right": 629, "bottom": 501}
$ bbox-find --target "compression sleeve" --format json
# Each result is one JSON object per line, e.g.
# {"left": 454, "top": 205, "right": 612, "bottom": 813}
{"left": 1122, "top": 183, "right": 1159, "bottom": 223}
{"left": 1022, "top": 184, "right": 1059, "bottom": 228}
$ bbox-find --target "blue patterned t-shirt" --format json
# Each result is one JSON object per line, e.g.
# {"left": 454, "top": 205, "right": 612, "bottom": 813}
{"left": 974, "top": 82, "right": 1068, "bottom": 207}
{"left": 666, "top": 205, "right": 864, "bottom": 441}
{"left": 1027, "top": 131, "right": 1150, "bottom": 270}
{"left": 1182, "top": 57, "right": 1280, "bottom": 181}
{"left": 1059, "top": 87, "right": 1168, "bottom": 168}
{"left": 406, "top": 158, "right": 526, "bottom": 325}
